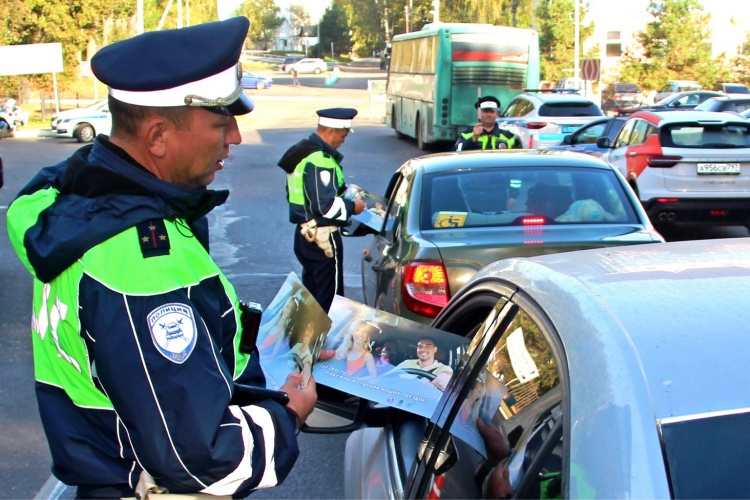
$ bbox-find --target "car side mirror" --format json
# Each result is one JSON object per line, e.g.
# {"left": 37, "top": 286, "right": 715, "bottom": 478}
{"left": 341, "top": 219, "right": 380, "bottom": 237}
{"left": 561, "top": 134, "right": 572, "bottom": 145}
{"left": 595, "top": 136, "right": 611, "bottom": 148}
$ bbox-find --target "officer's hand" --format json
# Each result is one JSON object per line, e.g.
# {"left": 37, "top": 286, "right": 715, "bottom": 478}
{"left": 477, "top": 418, "right": 510, "bottom": 466}
{"left": 353, "top": 199, "right": 366, "bottom": 215}
{"left": 282, "top": 372, "right": 317, "bottom": 427}
{"left": 473, "top": 123, "right": 484, "bottom": 140}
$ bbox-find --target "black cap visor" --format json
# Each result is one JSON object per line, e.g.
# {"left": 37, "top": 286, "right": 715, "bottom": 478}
{"left": 207, "top": 92, "right": 255, "bottom": 116}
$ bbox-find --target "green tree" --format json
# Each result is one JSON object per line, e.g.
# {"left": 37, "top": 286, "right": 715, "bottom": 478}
{"left": 440, "top": 0, "right": 533, "bottom": 27}
{"left": 615, "top": 0, "right": 714, "bottom": 91}
{"left": 237, "top": 0, "right": 283, "bottom": 50}
{"left": 726, "top": 33, "right": 750, "bottom": 86}
{"left": 288, "top": 3, "right": 311, "bottom": 37}
{"left": 319, "top": 3, "right": 351, "bottom": 58}
{"left": 534, "top": 0, "right": 596, "bottom": 82}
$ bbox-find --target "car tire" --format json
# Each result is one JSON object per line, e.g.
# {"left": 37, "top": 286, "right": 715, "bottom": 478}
{"left": 256, "top": 81, "right": 266, "bottom": 90}
{"left": 74, "top": 123, "right": 95, "bottom": 143}
{"left": 314, "top": 68, "right": 322, "bottom": 74}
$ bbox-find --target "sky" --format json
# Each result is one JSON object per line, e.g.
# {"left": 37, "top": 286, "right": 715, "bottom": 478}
{"left": 218, "top": 0, "right": 329, "bottom": 23}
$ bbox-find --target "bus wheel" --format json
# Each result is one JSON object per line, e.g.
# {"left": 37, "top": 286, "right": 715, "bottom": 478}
{"left": 416, "top": 115, "right": 429, "bottom": 151}
{"left": 393, "top": 109, "right": 406, "bottom": 139}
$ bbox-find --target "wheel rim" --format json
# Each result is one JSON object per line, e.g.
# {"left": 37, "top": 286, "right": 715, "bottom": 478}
{"left": 80, "top": 126, "right": 94, "bottom": 142}
{"left": 256, "top": 82, "right": 265, "bottom": 89}
{"left": 314, "top": 68, "right": 321, "bottom": 74}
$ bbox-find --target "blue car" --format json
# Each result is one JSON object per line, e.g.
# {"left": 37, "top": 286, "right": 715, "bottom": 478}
{"left": 241, "top": 71, "right": 272, "bottom": 90}
{"left": 546, "top": 114, "right": 629, "bottom": 158}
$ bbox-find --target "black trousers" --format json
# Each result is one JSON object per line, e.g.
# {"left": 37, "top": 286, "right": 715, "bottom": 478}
{"left": 293, "top": 226, "right": 344, "bottom": 312}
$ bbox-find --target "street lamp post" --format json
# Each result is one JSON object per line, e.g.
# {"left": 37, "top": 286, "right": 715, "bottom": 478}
{"left": 574, "top": 0, "right": 580, "bottom": 81}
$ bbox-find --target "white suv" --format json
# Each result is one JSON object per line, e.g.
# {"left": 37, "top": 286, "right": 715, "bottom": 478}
{"left": 497, "top": 90, "right": 604, "bottom": 149}
{"left": 598, "top": 110, "right": 750, "bottom": 229}
{"left": 286, "top": 58, "right": 328, "bottom": 74}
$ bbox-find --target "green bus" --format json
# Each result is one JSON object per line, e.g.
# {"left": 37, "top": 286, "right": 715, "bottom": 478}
{"left": 385, "top": 23, "right": 540, "bottom": 150}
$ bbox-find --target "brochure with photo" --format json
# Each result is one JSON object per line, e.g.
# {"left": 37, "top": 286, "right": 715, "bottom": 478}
{"left": 343, "top": 184, "right": 392, "bottom": 232}
{"left": 256, "top": 272, "right": 331, "bottom": 389}
{"left": 315, "top": 295, "right": 470, "bottom": 418}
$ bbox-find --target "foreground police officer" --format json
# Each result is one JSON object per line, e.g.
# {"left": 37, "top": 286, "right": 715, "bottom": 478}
{"left": 6, "top": 17, "right": 316, "bottom": 499}
{"left": 453, "top": 95, "right": 522, "bottom": 151}
{"left": 278, "top": 108, "right": 365, "bottom": 312}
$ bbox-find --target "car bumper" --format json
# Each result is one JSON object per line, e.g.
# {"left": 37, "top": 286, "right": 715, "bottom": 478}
{"left": 644, "top": 197, "right": 750, "bottom": 226}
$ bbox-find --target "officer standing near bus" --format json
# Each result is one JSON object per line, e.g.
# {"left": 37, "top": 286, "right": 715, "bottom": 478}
{"left": 7, "top": 17, "right": 316, "bottom": 498}
{"left": 278, "top": 108, "right": 365, "bottom": 312}
{"left": 453, "top": 95, "right": 522, "bottom": 151}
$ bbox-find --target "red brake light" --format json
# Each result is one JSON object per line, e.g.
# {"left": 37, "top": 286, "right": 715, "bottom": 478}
{"left": 523, "top": 121, "right": 548, "bottom": 130}
{"left": 521, "top": 216, "right": 546, "bottom": 225}
{"left": 401, "top": 262, "right": 450, "bottom": 318}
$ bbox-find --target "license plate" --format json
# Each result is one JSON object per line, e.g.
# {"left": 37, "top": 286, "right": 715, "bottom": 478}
{"left": 697, "top": 163, "right": 741, "bottom": 174}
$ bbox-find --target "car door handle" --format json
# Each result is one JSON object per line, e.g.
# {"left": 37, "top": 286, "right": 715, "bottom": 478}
{"left": 628, "top": 151, "right": 636, "bottom": 156}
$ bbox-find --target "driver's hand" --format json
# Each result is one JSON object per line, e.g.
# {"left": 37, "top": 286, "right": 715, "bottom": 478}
{"left": 281, "top": 372, "right": 317, "bottom": 428}
{"left": 430, "top": 371, "right": 452, "bottom": 391}
{"left": 476, "top": 418, "right": 510, "bottom": 466}
{"left": 353, "top": 199, "right": 366, "bottom": 215}
{"left": 484, "top": 457, "right": 512, "bottom": 499}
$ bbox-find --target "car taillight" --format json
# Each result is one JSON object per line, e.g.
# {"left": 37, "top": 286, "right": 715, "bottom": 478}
{"left": 521, "top": 216, "right": 546, "bottom": 226}
{"left": 613, "top": 93, "right": 622, "bottom": 100}
{"left": 647, "top": 155, "right": 682, "bottom": 168}
{"left": 522, "top": 121, "right": 547, "bottom": 129}
{"left": 401, "top": 262, "right": 450, "bottom": 318}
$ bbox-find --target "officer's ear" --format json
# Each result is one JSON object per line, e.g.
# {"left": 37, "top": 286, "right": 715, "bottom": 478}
{"left": 142, "top": 115, "right": 171, "bottom": 158}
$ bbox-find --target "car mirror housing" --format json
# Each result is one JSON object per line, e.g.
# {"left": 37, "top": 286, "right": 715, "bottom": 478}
{"left": 341, "top": 220, "right": 380, "bottom": 237}
{"left": 562, "top": 134, "right": 572, "bottom": 145}
{"left": 595, "top": 136, "right": 611, "bottom": 149}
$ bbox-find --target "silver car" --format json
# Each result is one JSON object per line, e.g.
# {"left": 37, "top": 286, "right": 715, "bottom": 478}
{"left": 336, "top": 238, "right": 750, "bottom": 498}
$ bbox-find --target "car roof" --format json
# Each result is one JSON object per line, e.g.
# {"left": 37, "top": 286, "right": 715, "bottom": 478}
{"left": 519, "top": 91, "right": 595, "bottom": 104}
{"left": 399, "top": 149, "right": 615, "bottom": 176}
{"left": 471, "top": 238, "right": 750, "bottom": 421}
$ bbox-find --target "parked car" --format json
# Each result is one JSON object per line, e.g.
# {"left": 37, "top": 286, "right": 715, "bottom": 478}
{"left": 333, "top": 238, "right": 750, "bottom": 499}
{"left": 600, "top": 82, "right": 643, "bottom": 115}
{"left": 713, "top": 82, "right": 750, "bottom": 94}
{"left": 545, "top": 114, "right": 630, "bottom": 158}
{"left": 280, "top": 55, "right": 304, "bottom": 71}
{"left": 597, "top": 109, "right": 750, "bottom": 229}
{"left": 358, "top": 149, "right": 663, "bottom": 325}
{"left": 240, "top": 70, "right": 272, "bottom": 90}
{"left": 53, "top": 100, "right": 112, "bottom": 143}
{"left": 50, "top": 99, "right": 108, "bottom": 131}
{"left": 693, "top": 95, "right": 750, "bottom": 114}
{"left": 286, "top": 57, "right": 328, "bottom": 74}
{"left": 622, "top": 90, "right": 724, "bottom": 113}
{"left": 653, "top": 80, "right": 702, "bottom": 102}
{"left": 497, "top": 90, "right": 604, "bottom": 149}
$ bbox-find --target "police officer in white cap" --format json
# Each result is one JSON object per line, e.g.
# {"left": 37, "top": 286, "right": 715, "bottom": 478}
{"left": 278, "top": 107, "right": 365, "bottom": 312}
{"left": 453, "top": 95, "right": 522, "bottom": 151}
{"left": 7, "top": 17, "right": 316, "bottom": 498}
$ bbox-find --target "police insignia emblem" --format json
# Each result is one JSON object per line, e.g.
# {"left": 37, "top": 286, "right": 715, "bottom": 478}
{"left": 147, "top": 303, "right": 198, "bottom": 363}
{"left": 319, "top": 170, "right": 331, "bottom": 186}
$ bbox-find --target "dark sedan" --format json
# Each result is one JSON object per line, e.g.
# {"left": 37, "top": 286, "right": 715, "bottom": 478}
{"left": 693, "top": 95, "right": 750, "bottom": 114}
{"left": 623, "top": 90, "right": 724, "bottom": 113}
{"left": 358, "top": 150, "right": 664, "bottom": 325}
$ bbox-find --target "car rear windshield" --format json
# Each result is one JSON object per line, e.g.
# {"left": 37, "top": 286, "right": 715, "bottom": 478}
{"left": 723, "top": 84, "right": 750, "bottom": 94}
{"left": 420, "top": 166, "right": 639, "bottom": 229}
{"left": 661, "top": 411, "right": 750, "bottom": 498}
{"left": 538, "top": 102, "right": 604, "bottom": 117}
{"left": 615, "top": 83, "right": 640, "bottom": 93}
{"left": 661, "top": 123, "right": 750, "bottom": 148}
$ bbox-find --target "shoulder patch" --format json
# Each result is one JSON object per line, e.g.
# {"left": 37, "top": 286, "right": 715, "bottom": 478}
{"left": 137, "top": 219, "right": 171, "bottom": 258}
{"left": 147, "top": 303, "right": 197, "bottom": 363}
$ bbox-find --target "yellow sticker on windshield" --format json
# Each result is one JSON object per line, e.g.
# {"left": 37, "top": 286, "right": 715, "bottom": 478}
{"left": 434, "top": 212, "right": 467, "bottom": 228}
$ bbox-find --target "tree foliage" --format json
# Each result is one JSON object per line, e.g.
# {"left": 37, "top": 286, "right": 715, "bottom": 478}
{"left": 237, "top": 0, "right": 283, "bottom": 50}
{"left": 615, "top": 0, "right": 717, "bottom": 91}
{"left": 440, "top": 0, "right": 533, "bottom": 28}
{"left": 534, "top": 0, "right": 597, "bottom": 82}
{"left": 288, "top": 3, "right": 311, "bottom": 37}
{"left": 319, "top": 2, "right": 351, "bottom": 58}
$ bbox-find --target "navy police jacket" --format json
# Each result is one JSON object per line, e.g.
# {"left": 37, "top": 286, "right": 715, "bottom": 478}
{"left": 6, "top": 137, "right": 299, "bottom": 498}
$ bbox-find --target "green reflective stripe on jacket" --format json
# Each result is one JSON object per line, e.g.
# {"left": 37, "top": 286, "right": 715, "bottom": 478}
{"left": 6, "top": 187, "right": 59, "bottom": 279}
{"left": 30, "top": 261, "right": 113, "bottom": 408}
{"left": 287, "top": 150, "right": 344, "bottom": 205}
{"left": 459, "top": 131, "right": 516, "bottom": 150}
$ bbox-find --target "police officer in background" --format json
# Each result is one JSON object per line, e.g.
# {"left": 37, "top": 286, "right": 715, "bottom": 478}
{"left": 278, "top": 108, "right": 365, "bottom": 312}
{"left": 453, "top": 95, "right": 522, "bottom": 151}
{"left": 6, "top": 17, "right": 316, "bottom": 499}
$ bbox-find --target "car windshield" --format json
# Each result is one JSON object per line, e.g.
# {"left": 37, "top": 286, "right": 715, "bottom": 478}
{"left": 661, "top": 411, "right": 750, "bottom": 498}
{"left": 420, "top": 166, "right": 639, "bottom": 229}
{"left": 538, "top": 102, "right": 603, "bottom": 117}
{"left": 661, "top": 123, "right": 750, "bottom": 148}
{"left": 615, "top": 84, "right": 640, "bottom": 93}
{"left": 723, "top": 84, "right": 749, "bottom": 94}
